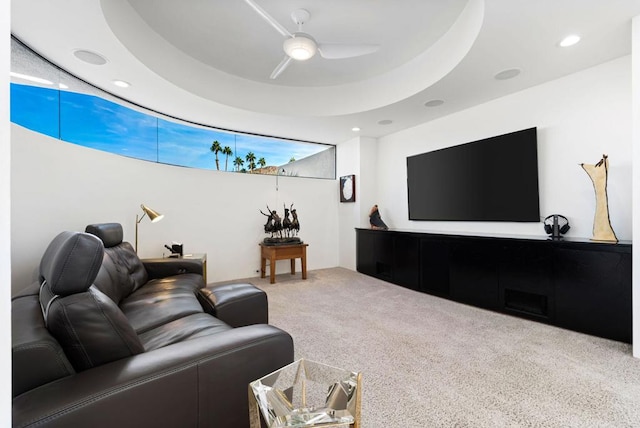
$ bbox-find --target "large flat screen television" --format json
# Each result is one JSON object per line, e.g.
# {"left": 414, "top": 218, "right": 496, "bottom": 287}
{"left": 407, "top": 127, "right": 540, "bottom": 222}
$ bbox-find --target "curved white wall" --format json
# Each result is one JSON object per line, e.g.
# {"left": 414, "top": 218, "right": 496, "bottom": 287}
{"left": 11, "top": 125, "right": 339, "bottom": 293}
{"left": 2, "top": 1, "right": 12, "bottom": 423}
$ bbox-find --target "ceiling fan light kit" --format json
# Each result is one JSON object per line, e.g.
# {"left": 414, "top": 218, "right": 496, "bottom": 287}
{"left": 284, "top": 34, "right": 317, "bottom": 60}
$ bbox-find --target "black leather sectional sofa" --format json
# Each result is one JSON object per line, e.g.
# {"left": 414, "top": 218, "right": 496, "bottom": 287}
{"left": 12, "top": 223, "right": 293, "bottom": 427}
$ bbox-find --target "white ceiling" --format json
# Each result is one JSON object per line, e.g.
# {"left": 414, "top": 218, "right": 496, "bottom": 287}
{"left": 10, "top": 0, "right": 640, "bottom": 144}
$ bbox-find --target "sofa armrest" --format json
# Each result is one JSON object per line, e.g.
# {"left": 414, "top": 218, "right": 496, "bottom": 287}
{"left": 142, "top": 257, "right": 204, "bottom": 279}
{"left": 198, "top": 283, "right": 268, "bottom": 327}
{"left": 12, "top": 293, "right": 76, "bottom": 398}
{"left": 12, "top": 324, "right": 294, "bottom": 428}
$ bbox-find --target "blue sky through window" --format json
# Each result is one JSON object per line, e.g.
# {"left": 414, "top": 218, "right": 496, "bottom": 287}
{"left": 11, "top": 82, "right": 330, "bottom": 173}
{"left": 60, "top": 91, "right": 158, "bottom": 162}
{"left": 10, "top": 84, "right": 60, "bottom": 138}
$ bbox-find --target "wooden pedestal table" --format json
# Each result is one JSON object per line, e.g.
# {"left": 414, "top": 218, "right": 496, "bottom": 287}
{"left": 260, "top": 243, "right": 308, "bottom": 284}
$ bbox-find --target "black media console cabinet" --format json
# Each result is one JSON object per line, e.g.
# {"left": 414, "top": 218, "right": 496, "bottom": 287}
{"left": 356, "top": 228, "right": 632, "bottom": 343}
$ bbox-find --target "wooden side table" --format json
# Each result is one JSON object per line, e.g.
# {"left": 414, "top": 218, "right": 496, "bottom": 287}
{"left": 259, "top": 243, "right": 308, "bottom": 284}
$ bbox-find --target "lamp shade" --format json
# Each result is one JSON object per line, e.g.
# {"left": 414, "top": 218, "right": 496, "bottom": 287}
{"left": 141, "top": 204, "right": 164, "bottom": 223}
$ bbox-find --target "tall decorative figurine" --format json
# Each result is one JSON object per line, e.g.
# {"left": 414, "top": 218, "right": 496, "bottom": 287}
{"left": 581, "top": 154, "right": 617, "bottom": 242}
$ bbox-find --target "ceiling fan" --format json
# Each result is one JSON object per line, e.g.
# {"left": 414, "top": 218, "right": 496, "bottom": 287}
{"left": 243, "top": 0, "right": 380, "bottom": 79}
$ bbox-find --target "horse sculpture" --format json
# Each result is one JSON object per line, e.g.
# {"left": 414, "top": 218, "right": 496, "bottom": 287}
{"left": 259, "top": 205, "right": 283, "bottom": 238}
{"left": 282, "top": 205, "right": 292, "bottom": 238}
{"left": 290, "top": 205, "right": 300, "bottom": 236}
{"left": 260, "top": 203, "right": 301, "bottom": 243}
{"left": 259, "top": 208, "right": 274, "bottom": 235}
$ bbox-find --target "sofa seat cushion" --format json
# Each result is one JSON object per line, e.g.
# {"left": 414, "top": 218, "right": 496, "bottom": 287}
{"left": 137, "top": 313, "right": 232, "bottom": 351}
{"left": 120, "top": 274, "right": 205, "bottom": 334}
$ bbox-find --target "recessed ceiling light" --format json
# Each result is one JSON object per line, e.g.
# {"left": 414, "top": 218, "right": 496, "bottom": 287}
{"left": 378, "top": 120, "right": 393, "bottom": 125}
{"left": 424, "top": 99, "right": 444, "bottom": 107}
{"left": 113, "top": 80, "right": 131, "bottom": 88}
{"left": 352, "top": 127, "right": 360, "bottom": 132}
{"left": 559, "top": 34, "right": 581, "bottom": 47}
{"left": 10, "top": 72, "right": 53, "bottom": 85}
{"left": 494, "top": 68, "right": 521, "bottom": 80}
{"left": 73, "top": 49, "right": 108, "bottom": 65}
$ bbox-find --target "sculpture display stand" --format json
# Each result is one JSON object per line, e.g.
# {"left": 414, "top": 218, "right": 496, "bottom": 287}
{"left": 581, "top": 154, "right": 618, "bottom": 242}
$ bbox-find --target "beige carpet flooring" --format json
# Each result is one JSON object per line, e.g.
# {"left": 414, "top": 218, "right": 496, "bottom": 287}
{"left": 231, "top": 267, "right": 640, "bottom": 427}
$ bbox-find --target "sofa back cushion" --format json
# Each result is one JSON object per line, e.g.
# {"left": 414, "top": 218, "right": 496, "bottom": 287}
{"left": 86, "top": 223, "right": 149, "bottom": 302}
{"left": 39, "top": 231, "right": 145, "bottom": 371}
{"left": 43, "top": 285, "right": 145, "bottom": 371}
{"left": 104, "top": 242, "right": 149, "bottom": 294}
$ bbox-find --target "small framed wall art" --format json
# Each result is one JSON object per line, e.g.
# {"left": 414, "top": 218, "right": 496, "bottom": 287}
{"left": 340, "top": 174, "right": 356, "bottom": 203}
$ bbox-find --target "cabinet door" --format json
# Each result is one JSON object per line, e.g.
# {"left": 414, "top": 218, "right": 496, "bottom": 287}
{"left": 374, "top": 233, "right": 394, "bottom": 280}
{"left": 449, "top": 240, "right": 499, "bottom": 310}
{"left": 554, "top": 248, "right": 632, "bottom": 343}
{"left": 356, "top": 230, "right": 376, "bottom": 276}
{"left": 499, "top": 241, "right": 553, "bottom": 321}
{"left": 420, "top": 239, "right": 450, "bottom": 296}
{"left": 393, "top": 234, "right": 420, "bottom": 290}
{"left": 355, "top": 230, "right": 393, "bottom": 281}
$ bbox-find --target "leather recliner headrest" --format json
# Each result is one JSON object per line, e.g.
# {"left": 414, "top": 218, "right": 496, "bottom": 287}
{"left": 85, "top": 223, "right": 123, "bottom": 248}
{"left": 39, "top": 231, "right": 104, "bottom": 296}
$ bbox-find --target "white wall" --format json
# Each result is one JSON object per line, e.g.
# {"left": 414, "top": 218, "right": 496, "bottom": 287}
{"left": 632, "top": 16, "right": 639, "bottom": 358}
{"left": 358, "top": 137, "right": 380, "bottom": 228}
{"left": 284, "top": 146, "right": 335, "bottom": 179}
{"left": 376, "top": 56, "right": 633, "bottom": 241}
{"left": 11, "top": 125, "right": 339, "bottom": 293}
{"left": 336, "top": 136, "right": 379, "bottom": 270}
{"left": 337, "top": 137, "right": 360, "bottom": 270}
{"left": 2, "top": 0, "right": 12, "bottom": 423}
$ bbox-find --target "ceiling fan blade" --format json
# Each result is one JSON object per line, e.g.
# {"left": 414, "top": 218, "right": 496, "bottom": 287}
{"left": 317, "top": 43, "right": 379, "bottom": 59}
{"left": 270, "top": 56, "right": 293, "bottom": 79}
{"left": 243, "top": 0, "right": 292, "bottom": 38}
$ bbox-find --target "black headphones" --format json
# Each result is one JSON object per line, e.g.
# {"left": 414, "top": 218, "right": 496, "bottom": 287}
{"left": 544, "top": 214, "right": 570, "bottom": 236}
